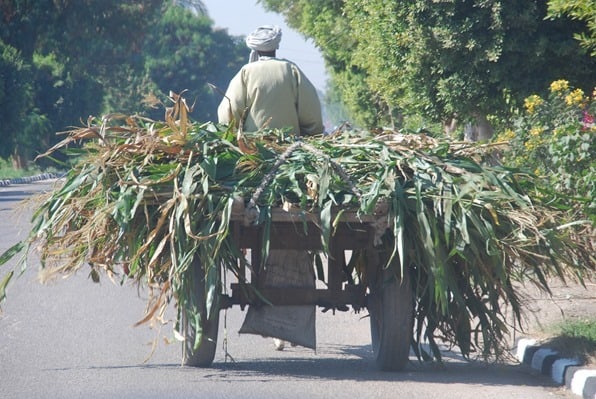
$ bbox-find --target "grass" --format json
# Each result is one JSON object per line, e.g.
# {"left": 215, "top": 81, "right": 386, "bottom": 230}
{"left": 0, "top": 157, "right": 57, "bottom": 180}
{"left": 543, "top": 319, "right": 596, "bottom": 365}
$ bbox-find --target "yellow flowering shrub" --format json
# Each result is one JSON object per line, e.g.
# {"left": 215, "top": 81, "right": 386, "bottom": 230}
{"left": 550, "top": 79, "right": 569, "bottom": 93}
{"left": 565, "top": 88, "right": 586, "bottom": 106}
{"left": 495, "top": 80, "right": 595, "bottom": 220}
{"left": 529, "top": 127, "right": 543, "bottom": 136}
{"left": 494, "top": 129, "right": 515, "bottom": 142}
{"left": 524, "top": 95, "right": 543, "bottom": 114}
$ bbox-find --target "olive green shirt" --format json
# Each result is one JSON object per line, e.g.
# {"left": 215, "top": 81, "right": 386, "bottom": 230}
{"left": 217, "top": 57, "right": 323, "bottom": 136}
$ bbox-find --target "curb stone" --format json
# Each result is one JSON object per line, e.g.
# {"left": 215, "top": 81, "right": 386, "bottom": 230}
{"left": 0, "top": 173, "right": 63, "bottom": 187}
{"left": 516, "top": 337, "right": 595, "bottom": 399}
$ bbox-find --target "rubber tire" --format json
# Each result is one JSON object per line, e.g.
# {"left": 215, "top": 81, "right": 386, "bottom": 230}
{"left": 368, "top": 259, "right": 413, "bottom": 371}
{"left": 181, "top": 256, "right": 220, "bottom": 367}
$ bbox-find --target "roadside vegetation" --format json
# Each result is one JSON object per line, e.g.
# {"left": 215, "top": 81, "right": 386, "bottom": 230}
{"left": 0, "top": 1, "right": 245, "bottom": 171}
{"left": 0, "top": 159, "right": 41, "bottom": 179}
{"left": 544, "top": 319, "right": 596, "bottom": 365}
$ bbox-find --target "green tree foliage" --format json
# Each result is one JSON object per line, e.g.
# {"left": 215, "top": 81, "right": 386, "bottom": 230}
{"left": 0, "top": 0, "right": 164, "bottom": 166}
{"left": 0, "top": 39, "right": 34, "bottom": 161}
{"left": 0, "top": 0, "right": 244, "bottom": 168}
{"left": 260, "top": 0, "right": 595, "bottom": 130}
{"left": 494, "top": 80, "right": 595, "bottom": 219}
{"left": 260, "top": 0, "right": 380, "bottom": 127}
{"left": 548, "top": 0, "right": 596, "bottom": 56}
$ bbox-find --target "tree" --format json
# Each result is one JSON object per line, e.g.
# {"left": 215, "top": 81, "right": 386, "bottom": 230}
{"left": 45, "top": 0, "right": 165, "bottom": 115}
{"left": 0, "top": 0, "right": 164, "bottom": 166}
{"left": 173, "top": 0, "right": 208, "bottom": 16}
{"left": 260, "top": 0, "right": 596, "bottom": 134}
{"left": 0, "top": 0, "right": 245, "bottom": 167}
{"left": 548, "top": 0, "right": 596, "bottom": 56}
{"left": 0, "top": 39, "right": 34, "bottom": 162}
{"left": 259, "top": 0, "right": 380, "bottom": 127}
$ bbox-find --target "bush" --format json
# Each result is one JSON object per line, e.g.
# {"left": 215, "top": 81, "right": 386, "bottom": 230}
{"left": 545, "top": 319, "right": 596, "bottom": 364}
{"left": 496, "top": 80, "right": 595, "bottom": 220}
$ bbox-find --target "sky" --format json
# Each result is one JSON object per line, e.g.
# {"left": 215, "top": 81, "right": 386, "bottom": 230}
{"left": 200, "top": 0, "right": 328, "bottom": 91}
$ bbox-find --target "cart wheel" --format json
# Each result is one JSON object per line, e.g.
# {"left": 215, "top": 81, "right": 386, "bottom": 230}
{"left": 368, "top": 257, "right": 413, "bottom": 371}
{"left": 181, "top": 256, "right": 220, "bottom": 367}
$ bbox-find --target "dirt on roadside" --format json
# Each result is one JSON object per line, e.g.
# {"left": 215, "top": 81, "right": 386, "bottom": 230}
{"left": 512, "top": 271, "right": 596, "bottom": 365}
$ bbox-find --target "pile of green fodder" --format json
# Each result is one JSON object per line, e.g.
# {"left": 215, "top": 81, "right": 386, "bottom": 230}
{"left": 0, "top": 95, "right": 593, "bottom": 362}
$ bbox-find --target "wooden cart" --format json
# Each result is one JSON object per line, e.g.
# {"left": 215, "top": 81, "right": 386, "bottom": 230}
{"left": 181, "top": 206, "right": 413, "bottom": 371}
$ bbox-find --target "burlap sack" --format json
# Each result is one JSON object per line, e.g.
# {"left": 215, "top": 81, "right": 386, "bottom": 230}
{"left": 239, "top": 249, "right": 316, "bottom": 349}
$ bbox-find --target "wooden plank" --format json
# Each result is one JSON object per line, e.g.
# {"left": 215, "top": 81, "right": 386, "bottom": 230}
{"left": 231, "top": 221, "right": 374, "bottom": 251}
{"left": 230, "top": 199, "right": 382, "bottom": 224}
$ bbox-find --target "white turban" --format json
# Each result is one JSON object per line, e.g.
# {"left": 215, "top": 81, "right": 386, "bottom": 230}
{"left": 245, "top": 25, "right": 282, "bottom": 63}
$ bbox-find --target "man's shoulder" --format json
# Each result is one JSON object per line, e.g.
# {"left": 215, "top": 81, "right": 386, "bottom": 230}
{"left": 244, "top": 58, "right": 296, "bottom": 73}
{"left": 275, "top": 58, "right": 301, "bottom": 70}
{"left": 252, "top": 57, "right": 296, "bottom": 66}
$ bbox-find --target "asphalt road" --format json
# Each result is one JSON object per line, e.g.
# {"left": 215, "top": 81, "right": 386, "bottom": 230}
{"left": 0, "top": 181, "right": 572, "bottom": 399}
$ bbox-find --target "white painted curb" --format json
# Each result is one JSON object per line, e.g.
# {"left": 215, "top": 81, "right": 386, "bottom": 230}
{"left": 570, "top": 369, "right": 596, "bottom": 397}
{"left": 552, "top": 358, "right": 582, "bottom": 385}
{"left": 515, "top": 337, "right": 593, "bottom": 398}
{"left": 0, "top": 173, "right": 62, "bottom": 187}
{"left": 516, "top": 338, "right": 536, "bottom": 362}
{"left": 531, "top": 348, "right": 558, "bottom": 371}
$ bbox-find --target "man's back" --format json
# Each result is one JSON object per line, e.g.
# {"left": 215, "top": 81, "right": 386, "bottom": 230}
{"left": 218, "top": 57, "right": 323, "bottom": 136}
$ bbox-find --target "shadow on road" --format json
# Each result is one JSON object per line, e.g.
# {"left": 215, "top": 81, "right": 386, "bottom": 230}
{"left": 201, "top": 354, "right": 552, "bottom": 388}
{"left": 0, "top": 190, "right": 35, "bottom": 202}
{"left": 48, "top": 344, "right": 553, "bottom": 388}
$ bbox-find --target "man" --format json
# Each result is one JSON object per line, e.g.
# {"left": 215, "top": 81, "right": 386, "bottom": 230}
{"left": 217, "top": 25, "right": 324, "bottom": 136}
{"left": 220, "top": 25, "right": 322, "bottom": 351}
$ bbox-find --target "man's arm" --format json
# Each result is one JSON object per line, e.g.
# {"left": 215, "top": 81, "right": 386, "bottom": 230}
{"left": 217, "top": 70, "right": 247, "bottom": 127}
{"left": 294, "top": 66, "right": 324, "bottom": 136}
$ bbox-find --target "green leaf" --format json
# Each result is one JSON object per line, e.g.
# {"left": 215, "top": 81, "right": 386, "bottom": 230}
{"left": 0, "top": 242, "right": 25, "bottom": 267}
{"left": 0, "top": 270, "right": 14, "bottom": 302}
{"left": 320, "top": 199, "right": 332, "bottom": 254}
{"left": 314, "top": 253, "right": 325, "bottom": 282}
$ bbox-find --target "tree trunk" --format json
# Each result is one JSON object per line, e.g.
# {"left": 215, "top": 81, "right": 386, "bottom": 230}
{"left": 443, "top": 117, "right": 458, "bottom": 137}
{"left": 12, "top": 148, "right": 26, "bottom": 170}
{"left": 463, "top": 113, "right": 494, "bottom": 142}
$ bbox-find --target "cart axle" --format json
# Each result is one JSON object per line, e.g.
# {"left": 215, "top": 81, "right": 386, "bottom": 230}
{"left": 220, "top": 283, "right": 368, "bottom": 312}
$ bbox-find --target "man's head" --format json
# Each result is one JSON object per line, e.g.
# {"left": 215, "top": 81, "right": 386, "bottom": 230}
{"left": 245, "top": 25, "right": 282, "bottom": 62}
